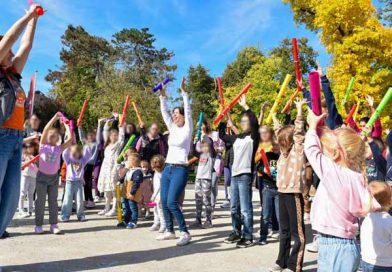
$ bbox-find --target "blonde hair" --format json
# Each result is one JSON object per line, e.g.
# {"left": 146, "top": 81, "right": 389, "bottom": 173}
{"left": 150, "top": 155, "right": 165, "bottom": 172}
{"left": 369, "top": 181, "right": 392, "bottom": 212}
{"left": 127, "top": 153, "right": 141, "bottom": 167}
{"left": 276, "top": 125, "right": 294, "bottom": 155}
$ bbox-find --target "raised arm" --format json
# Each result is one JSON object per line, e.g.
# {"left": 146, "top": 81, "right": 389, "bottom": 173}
{"left": 40, "top": 113, "right": 59, "bottom": 145}
{"left": 61, "top": 123, "right": 74, "bottom": 151}
{"left": 159, "top": 85, "right": 173, "bottom": 129}
{"left": 78, "top": 127, "right": 86, "bottom": 145}
{"left": 181, "top": 77, "right": 193, "bottom": 130}
{"left": 227, "top": 114, "right": 240, "bottom": 135}
{"left": 293, "top": 99, "right": 307, "bottom": 153}
{"left": 258, "top": 102, "right": 269, "bottom": 126}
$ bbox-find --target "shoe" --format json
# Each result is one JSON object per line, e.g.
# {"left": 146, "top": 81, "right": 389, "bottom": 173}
{"left": 158, "top": 226, "right": 166, "bottom": 233}
{"left": 224, "top": 232, "right": 242, "bottom": 244}
{"left": 117, "top": 222, "right": 127, "bottom": 228}
{"left": 306, "top": 235, "right": 319, "bottom": 253}
{"left": 149, "top": 224, "right": 160, "bottom": 231}
{"left": 78, "top": 215, "right": 87, "bottom": 222}
{"left": 258, "top": 239, "right": 268, "bottom": 245}
{"left": 50, "top": 224, "right": 62, "bottom": 235}
{"left": 105, "top": 209, "right": 116, "bottom": 217}
{"left": 60, "top": 217, "right": 70, "bottom": 222}
{"left": 201, "top": 211, "right": 206, "bottom": 218}
{"left": 94, "top": 196, "right": 101, "bottom": 203}
{"left": 85, "top": 201, "right": 95, "bottom": 208}
{"left": 236, "top": 239, "right": 254, "bottom": 248}
{"left": 98, "top": 209, "right": 108, "bottom": 216}
{"left": 156, "top": 231, "right": 176, "bottom": 241}
{"left": 145, "top": 211, "right": 151, "bottom": 219}
{"left": 126, "top": 222, "right": 137, "bottom": 229}
{"left": 1, "top": 230, "right": 10, "bottom": 239}
{"left": 34, "top": 226, "right": 44, "bottom": 234}
{"left": 269, "top": 264, "right": 285, "bottom": 272}
{"left": 202, "top": 221, "right": 213, "bottom": 229}
{"left": 220, "top": 200, "right": 230, "bottom": 208}
{"left": 190, "top": 219, "right": 202, "bottom": 229}
{"left": 271, "top": 232, "right": 280, "bottom": 240}
{"left": 176, "top": 232, "right": 191, "bottom": 246}
{"left": 18, "top": 212, "right": 29, "bottom": 219}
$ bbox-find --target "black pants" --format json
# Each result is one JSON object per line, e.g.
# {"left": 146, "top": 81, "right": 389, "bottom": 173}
{"left": 83, "top": 164, "right": 94, "bottom": 202}
{"left": 276, "top": 193, "right": 305, "bottom": 272}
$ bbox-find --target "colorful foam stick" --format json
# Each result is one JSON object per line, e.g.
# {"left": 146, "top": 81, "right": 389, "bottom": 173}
{"left": 217, "top": 77, "right": 225, "bottom": 109}
{"left": 266, "top": 74, "right": 292, "bottom": 124}
{"left": 76, "top": 100, "right": 88, "bottom": 127}
{"left": 28, "top": 0, "right": 45, "bottom": 16}
{"left": 281, "top": 89, "right": 301, "bottom": 113}
{"left": 309, "top": 71, "right": 322, "bottom": 116}
{"left": 260, "top": 149, "right": 271, "bottom": 177}
{"left": 342, "top": 77, "right": 356, "bottom": 107}
{"left": 153, "top": 78, "right": 172, "bottom": 93}
{"left": 147, "top": 202, "right": 157, "bottom": 208}
{"left": 21, "top": 155, "right": 39, "bottom": 170}
{"left": 116, "top": 184, "right": 123, "bottom": 224}
{"left": 292, "top": 38, "right": 302, "bottom": 93}
{"left": 196, "top": 112, "right": 204, "bottom": 141}
{"left": 345, "top": 104, "right": 357, "bottom": 124}
{"left": 366, "top": 87, "right": 392, "bottom": 129}
{"left": 117, "top": 134, "right": 136, "bottom": 163}
{"left": 353, "top": 99, "right": 360, "bottom": 121}
{"left": 213, "top": 83, "right": 252, "bottom": 126}
{"left": 120, "top": 95, "right": 131, "bottom": 127}
{"left": 131, "top": 101, "right": 143, "bottom": 125}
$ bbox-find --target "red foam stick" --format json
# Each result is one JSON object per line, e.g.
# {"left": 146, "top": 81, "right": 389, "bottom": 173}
{"left": 345, "top": 104, "right": 357, "bottom": 124}
{"left": 260, "top": 149, "right": 271, "bottom": 177}
{"left": 309, "top": 71, "right": 324, "bottom": 126}
{"left": 213, "top": 83, "right": 252, "bottom": 126}
{"left": 292, "top": 38, "right": 302, "bottom": 93}
{"left": 120, "top": 95, "right": 131, "bottom": 127}
{"left": 21, "top": 155, "right": 39, "bottom": 170}
{"left": 217, "top": 77, "right": 225, "bottom": 109}
{"left": 28, "top": 0, "right": 45, "bottom": 16}
{"left": 76, "top": 100, "right": 88, "bottom": 127}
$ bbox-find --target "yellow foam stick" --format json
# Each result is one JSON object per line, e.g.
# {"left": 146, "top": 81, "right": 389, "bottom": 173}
{"left": 116, "top": 183, "right": 123, "bottom": 224}
{"left": 266, "top": 74, "right": 292, "bottom": 124}
{"left": 353, "top": 99, "right": 360, "bottom": 121}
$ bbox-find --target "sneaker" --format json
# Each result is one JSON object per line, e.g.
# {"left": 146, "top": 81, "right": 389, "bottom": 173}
{"left": 158, "top": 226, "right": 166, "bottom": 233}
{"left": 190, "top": 219, "right": 202, "bottom": 229}
{"left": 236, "top": 239, "right": 254, "bottom": 248}
{"left": 156, "top": 231, "right": 176, "bottom": 241}
{"left": 269, "top": 264, "right": 285, "bottom": 272}
{"left": 224, "top": 232, "right": 241, "bottom": 244}
{"left": 105, "top": 209, "right": 116, "bottom": 217}
{"left": 34, "top": 226, "right": 44, "bottom": 234}
{"left": 126, "top": 222, "right": 137, "bottom": 229}
{"left": 117, "top": 222, "right": 127, "bottom": 228}
{"left": 98, "top": 209, "right": 108, "bottom": 216}
{"left": 60, "top": 217, "right": 70, "bottom": 222}
{"left": 78, "top": 215, "right": 87, "bottom": 222}
{"left": 1, "top": 230, "right": 10, "bottom": 239}
{"left": 50, "top": 224, "right": 62, "bottom": 235}
{"left": 18, "top": 212, "right": 29, "bottom": 219}
{"left": 94, "top": 196, "right": 101, "bottom": 203}
{"left": 201, "top": 211, "right": 206, "bottom": 218}
{"left": 306, "top": 235, "right": 319, "bottom": 253}
{"left": 220, "top": 200, "right": 230, "bottom": 208}
{"left": 145, "top": 211, "right": 151, "bottom": 219}
{"left": 176, "top": 231, "right": 191, "bottom": 246}
{"left": 271, "top": 232, "right": 280, "bottom": 240}
{"left": 202, "top": 221, "right": 213, "bottom": 229}
{"left": 258, "top": 239, "right": 268, "bottom": 245}
{"left": 85, "top": 201, "right": 95, "bottom": 209}
{"left": 149, "top": 224, "right": 160, "bottom": 231}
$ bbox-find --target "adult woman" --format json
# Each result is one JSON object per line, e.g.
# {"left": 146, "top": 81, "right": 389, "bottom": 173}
{"left": 219, "top": 95, "right": 259, "bottom": 248}
{"left": 0, "top": 4, "right": 41, "bottom": 238}
{"left": 156, "top": 77, "right": 192, "bottom": 246}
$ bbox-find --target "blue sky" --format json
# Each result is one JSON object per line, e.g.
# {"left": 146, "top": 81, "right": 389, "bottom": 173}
{"left": 1, "top": 0, "right": 332, "bottom": 95}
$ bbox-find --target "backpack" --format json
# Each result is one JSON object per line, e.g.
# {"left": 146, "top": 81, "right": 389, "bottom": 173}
{"left": 0, "top": 68, "right": 20, "bottom": 126}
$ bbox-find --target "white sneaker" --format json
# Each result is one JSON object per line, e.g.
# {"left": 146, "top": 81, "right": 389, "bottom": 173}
{"left": 220, "top": 200, "right": 230, "bottom": 208}
{"left": 306, "top": 235, "right": 319, "bottom": 253}
{"left": 271, "top": 232, "right": 280, "bottom": 239}
{"left": 98, "top": 209, "right": 108, "bottom": 216}
{"left": 176, "top": 231, "right": 191, "bottom": 246}
{"left": 85, "top": 201, "right": 95, "bottom": 208}
{"left": 105, "top": 209, "right": 116, "bottom": 217}
{"left": 50, "top": 224, "right": 62, "bottom": 235}
{"left": 149, "top": 224, "right": 160, "bottom": 231}
{"left": 158, "top": 226, "right": 166, "bottom": 233}
{"left": 94, "top": 196, "right": 101, "bottom": 203}
{"left": 18, "top": 212, "right": 29, "bottom": 219}
{"left": 156, "top": 231, "right": 176, "bottom": 241}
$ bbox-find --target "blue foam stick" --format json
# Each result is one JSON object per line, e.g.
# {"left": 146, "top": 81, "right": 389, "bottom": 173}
{"left": 153, "top": 78, "right": 172, "bottom": 93}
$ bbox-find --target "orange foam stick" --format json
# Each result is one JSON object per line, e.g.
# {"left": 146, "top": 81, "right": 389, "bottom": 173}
{"left": 281, "top": 89, "right": 301, "bottom": 113}
{"left": 120, "top": 96, "right": 131, "bottom": 127}
{"left": 132, "top": 101, "right": 143, "bottom": 125}
{"left": 213, "top": 83, "right": 252, "bottom": 126}
{"left": 345, "top": 104, "right": 357, "bottom": 124}
{"left": 260, "top": 149, "right": 271, "bottom": 177}
{"left": 76, "top": 100, "right": 88, "bottom": 127}
{"left": 21, "top": 155, "right": 39, "bottom": 170}
{"left": 217, "top": 77, "right": 225, "bottom": 110}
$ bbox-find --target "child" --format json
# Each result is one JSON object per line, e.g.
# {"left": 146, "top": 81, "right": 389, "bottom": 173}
{"left": 360, "top": 181, "right": 392, "bottom": 271}
{"left": 97, "top": 116, "right": 125, "bottom": 216}
{"left": 140, "top": 160, "right": 153, "bottom": 219}
{"left": 35, "top": 113, "right": 73, "bottom": 234}
{"left": 363, "top": 127, "right": 387, "bottom": 182}
{"left": 60, "top": 142, "right": 97, "bottom": 222}
{"left": 122, "top": 153, "right": 144, "bottom": 229}
{"left": 18, "top": 143, "right": 38, "bottom": 218}
{"left": 193, "top": 136, "right": 216, "bottom": 229}
{"left": 269, "top": 99, "right": 307, "bottom": 272}
{"left": 304, "top": 110, "right": 380, "bottom": 272}
{"left": 149, "top": 155, "right": 166, "bottom": 232}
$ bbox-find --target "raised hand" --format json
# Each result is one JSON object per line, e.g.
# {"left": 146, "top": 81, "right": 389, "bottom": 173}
{"left": 366, "top": 95, "right": 374, "bottom": 108}
{"left": 316, "top": 61, "right": 323, "bottom": 77}
{"left": 180, "top": 77, "right": 187, "bottom": 93}
{"left": 307, "top": 109, "right": 327, "bottom": 130}
{"left": 239, "top": 95, "right": 249, "bottom": 110}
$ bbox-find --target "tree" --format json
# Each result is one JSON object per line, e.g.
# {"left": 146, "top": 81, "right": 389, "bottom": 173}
{"left": 378, "top": 0, "right": 392, "bottom": 26}
{"left": 283, "top": 0, "right": 392, "bottom": 126}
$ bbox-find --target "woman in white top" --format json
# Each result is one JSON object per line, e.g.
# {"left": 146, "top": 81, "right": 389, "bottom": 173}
{"left": 156, "top": 77, "right": 193, "bottom": 246}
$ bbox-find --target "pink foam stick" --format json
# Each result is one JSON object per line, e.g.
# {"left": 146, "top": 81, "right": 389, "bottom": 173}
{"left": 147, "top": 202, "right": 157, "bottom": 208}
{"left": 309, "top": 71, "right": 324, "bottom": 126}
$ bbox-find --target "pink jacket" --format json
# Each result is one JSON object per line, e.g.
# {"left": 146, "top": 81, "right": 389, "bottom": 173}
{"left": 347, "top": 116, "right": 382, "bottom": 139}
{"left": 304, "top": 129, "right": 380, "bottom": 239}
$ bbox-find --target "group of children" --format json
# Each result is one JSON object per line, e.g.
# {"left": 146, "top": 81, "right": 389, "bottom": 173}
{"left": 17, "top": 72, "right": 392, "bottom": 272}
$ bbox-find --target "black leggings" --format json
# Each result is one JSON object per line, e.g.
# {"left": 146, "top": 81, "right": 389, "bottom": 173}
{"left": 83, "top": 164, "right": 94, "bottom": 202}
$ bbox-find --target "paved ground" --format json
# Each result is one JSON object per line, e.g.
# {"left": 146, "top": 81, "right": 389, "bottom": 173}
{"left": 1, "top": 189, "right": 317, "bottom": 272}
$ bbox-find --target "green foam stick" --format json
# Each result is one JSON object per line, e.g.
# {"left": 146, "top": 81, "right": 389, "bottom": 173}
{"left": 366, "top": 87, "right": 392, "bottom": 129}
{"left": 342, "top": 77, "right": 356, "bottom": 107}
{"left": 117, "top": 134, "right": 136, "bottom": 163}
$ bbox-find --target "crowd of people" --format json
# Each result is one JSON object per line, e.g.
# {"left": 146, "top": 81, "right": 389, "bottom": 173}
{"left": 0, "top": 4, "right": 391, "bottom": 272}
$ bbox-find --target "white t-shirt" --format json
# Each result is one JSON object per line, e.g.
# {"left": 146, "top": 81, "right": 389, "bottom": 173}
{"left": 152, "top": 172, "right": 162, "bottom": 202}
{"left": 231, "top": 135, "right": 254, "bottom": 177}
{"left": 360, "top": 212, "right": 392, "bottom": 267}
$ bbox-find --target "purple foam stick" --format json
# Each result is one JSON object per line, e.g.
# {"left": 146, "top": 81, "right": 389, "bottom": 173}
{"left": 153, "top": 78, "right": 172, "bottom": 93}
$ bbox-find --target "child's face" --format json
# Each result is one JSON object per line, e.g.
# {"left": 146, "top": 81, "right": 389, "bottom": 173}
{"left": 70, "top": 146, "right": 82, "bottom": 160}
{"left": 109, "top": 130, "right": 119, "bottom": 143}
{"left": 201, "top": 143, "right": 210, "bottom": 154}
{"left": 259, "top": 127, "right": 272, "bottom": 142}
{"left": 127, "top": 157, "right": 138, "bottom": 168}
{"left": 47, "top": 129, "right": 60, "bottom": 145}
{"left": 141, "top": 163, "right": 149, "bottom": 174}
{"left": 26, "top": 145, "right": 36, "bottom": 155}
{"left": 86, "top": 132, "right": 96, "bottom": 143}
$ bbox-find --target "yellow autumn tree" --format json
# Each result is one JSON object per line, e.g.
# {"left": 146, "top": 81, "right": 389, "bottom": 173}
{"left": 283, "top": 0, "right": 392, "bottom": 127}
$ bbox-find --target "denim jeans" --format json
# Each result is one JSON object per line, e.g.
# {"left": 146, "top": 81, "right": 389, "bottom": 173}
{"left": 259, "top": 186, "right": 279, "bottom": 241}
{"left": 223, "top": 167, "right": 231, "bottom": 201}
{"left": 161, "top": 164, "right": 189, "bottom": 233}
{"left": 61, "top": 180, "right": 85, "bottom": 220}
{"left": 361, "top": 261, "right": 392, "bottom": 272}
{"left": 211, "top": 172, "right": 219, "bottom": 209}
{"left": 0, "top": 128, "right": 23, "bottom": 236}
{"left": 123, "top": 199, "right": 138, "bottom": 224}
{"left": 318, "top": 234, "right": 360, "bottom": 272}
{"left": 230, "top": 173, "right": 253, "bottom": 240}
